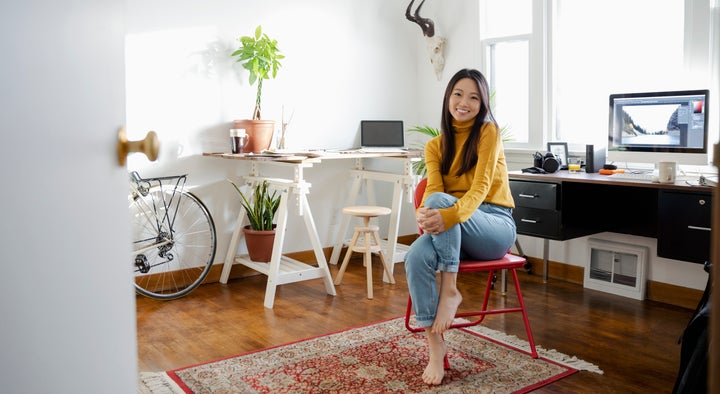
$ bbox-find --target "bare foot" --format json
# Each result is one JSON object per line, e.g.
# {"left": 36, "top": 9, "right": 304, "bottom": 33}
{"left": 422, "top": 331, "right": 446, "bottom": 385}
{"left": 431, "top": 289, "right": 462, "bottom": 334}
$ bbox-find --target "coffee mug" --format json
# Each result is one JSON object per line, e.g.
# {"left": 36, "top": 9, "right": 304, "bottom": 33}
{"left": 230, "top": 129, "right": 249, "bottom": 154}
{"left": 656, "top": 161, "right": 676, "bottom": 184}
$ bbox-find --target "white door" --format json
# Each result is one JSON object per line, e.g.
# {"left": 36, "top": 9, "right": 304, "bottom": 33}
{"left": 0, "top": 1, "right": 138, "bottom": 393}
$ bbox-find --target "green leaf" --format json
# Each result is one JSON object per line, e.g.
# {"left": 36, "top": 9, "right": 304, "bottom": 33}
{"left": 228, "top": 179, "right": 281, "bottom": 231}
{"left": 231, "top": 25, "right": 283, "bottom": 120}
{"left": 408, "top": 125, "right": 441, "bottom": 138}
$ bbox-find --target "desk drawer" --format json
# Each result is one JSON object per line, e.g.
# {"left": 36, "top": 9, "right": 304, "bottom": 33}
{"left": 510, "top": 180, "right": 559, "bottom": 210}
{"left": 513, "top": 207, "right": 561, "bottom": 238}
{"left": 657, "top": 190, "right": 712, "bottom": 263}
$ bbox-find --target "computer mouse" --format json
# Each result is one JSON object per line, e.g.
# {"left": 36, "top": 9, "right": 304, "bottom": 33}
{"left": 603, "top": 164, "right": 617, "bottom": 170}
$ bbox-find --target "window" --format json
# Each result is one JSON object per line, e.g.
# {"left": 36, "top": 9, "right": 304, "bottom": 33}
{"left": 554, "top": 0, "right": 685, "bottom": 148}
{"left": 480, "top": 0, "right": 716, "bottom": 154}
{"left": 479, "top": 0, "right": 534, "bottom": 145}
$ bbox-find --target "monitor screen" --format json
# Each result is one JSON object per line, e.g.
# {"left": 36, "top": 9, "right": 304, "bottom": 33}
{"left": 607, "top": 89, "right": 709, "bottom": 165}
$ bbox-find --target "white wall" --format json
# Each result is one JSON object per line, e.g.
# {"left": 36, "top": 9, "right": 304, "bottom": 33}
{"left": 124, "top": 0, "right": 425, "bottom": 258}
{"left": 124, "top": 0, "right": 708, "bottom": 291}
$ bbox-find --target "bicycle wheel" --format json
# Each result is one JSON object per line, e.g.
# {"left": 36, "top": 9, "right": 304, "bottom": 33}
{"left": 130, "top": 187, "right": 216, "bottom": 300}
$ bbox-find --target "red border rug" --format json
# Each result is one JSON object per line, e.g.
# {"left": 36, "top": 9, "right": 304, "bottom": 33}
{"left": 140, "top": 317, "right": 602, "bottom": 393}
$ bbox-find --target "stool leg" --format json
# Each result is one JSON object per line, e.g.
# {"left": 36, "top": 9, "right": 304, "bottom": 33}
{"left": 371, "top": 229, "right": 395, "bottom": 284}
{"left": 334, "top": 230, "right": 359, "bottom": 285}
{"left": 361, "top": 217, "right": 371, "bottom": 267}
{"left": 363, "top": 230, "right": 374, "bottom": 299}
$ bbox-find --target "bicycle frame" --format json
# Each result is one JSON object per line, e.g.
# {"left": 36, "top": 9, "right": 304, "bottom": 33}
{"left": 129, "top": 172, "right": 188, "bottom": 266}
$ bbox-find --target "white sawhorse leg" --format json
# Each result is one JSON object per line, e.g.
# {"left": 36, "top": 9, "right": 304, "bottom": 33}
{"left": 264, "top": 183, "right": 337, "bottom": 308}
{"left": 221, "top": 172, "right": 336, "bottom": 309}
{"left": 220, "top": 204, "right": 247, "bottom": 284}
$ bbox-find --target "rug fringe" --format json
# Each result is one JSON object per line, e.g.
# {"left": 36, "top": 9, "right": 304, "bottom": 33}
{"left": 138, "top": 372, "right": 184, "bottom": 394}
{"left": 466, "top": 324, "right": 604, "bottom": 375}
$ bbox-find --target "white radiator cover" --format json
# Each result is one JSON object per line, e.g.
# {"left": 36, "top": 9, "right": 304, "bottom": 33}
{"left": 585, "top": 238, "right": 649, "bottom": 300}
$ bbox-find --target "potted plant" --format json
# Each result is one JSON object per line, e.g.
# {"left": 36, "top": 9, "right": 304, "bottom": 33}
{"left": 229, "top": 179, "right": 281, "bottom": 262}
{"left": 231, "top": 25, "right": 284, "bottom": 153}
{"left": 407, "top": 125, "right": 441, "bottom": 176}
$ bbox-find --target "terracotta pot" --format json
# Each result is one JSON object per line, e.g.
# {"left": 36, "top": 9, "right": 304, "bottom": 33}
{"left": 242, "top": 225, "right": 276, "bottom": 262}
{"left": 233, "top": 119, "right": 275, "bottom": 153}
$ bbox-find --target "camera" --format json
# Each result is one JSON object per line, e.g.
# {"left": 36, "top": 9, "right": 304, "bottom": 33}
{"left": 533, "top": 151, "right": 561, "bottom": 173}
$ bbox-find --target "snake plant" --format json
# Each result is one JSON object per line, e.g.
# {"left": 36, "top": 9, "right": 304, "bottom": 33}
{"left": 228, "top": 180, "right": 281, "bottom": 231}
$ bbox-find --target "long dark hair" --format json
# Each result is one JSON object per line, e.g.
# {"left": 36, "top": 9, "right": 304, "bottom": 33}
{"left": 439, "top": 69, "right": 497, "bottom": 176}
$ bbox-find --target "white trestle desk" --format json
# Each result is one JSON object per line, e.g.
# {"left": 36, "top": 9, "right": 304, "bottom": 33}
{"left": 204, "top": 150, "right": 421, "bottom": 308}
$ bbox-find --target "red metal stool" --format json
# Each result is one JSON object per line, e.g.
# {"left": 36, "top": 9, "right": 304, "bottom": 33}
{"left": 404, "top": 178, "right": 538, "bottom": 366}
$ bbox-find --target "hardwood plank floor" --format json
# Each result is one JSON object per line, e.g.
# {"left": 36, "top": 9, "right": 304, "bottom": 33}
{"left": 137, "top": 257, "right": 699, "bottom": 393}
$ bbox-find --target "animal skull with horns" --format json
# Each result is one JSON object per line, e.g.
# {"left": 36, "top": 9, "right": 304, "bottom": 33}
{"left": 406, "top": 0, "right": 446, "bottom": 80}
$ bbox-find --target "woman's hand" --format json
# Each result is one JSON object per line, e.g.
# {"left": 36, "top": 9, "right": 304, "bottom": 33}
{"left": 417, "top": 207, "right": 446, "bottom": 235}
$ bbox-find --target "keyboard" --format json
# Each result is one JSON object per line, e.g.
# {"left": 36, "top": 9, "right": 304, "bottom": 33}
{"left": 607, "top": 172, "right": 655, "bottom": 181}
{"left": 357, "top": 147, "right": 408, "bottom": 153}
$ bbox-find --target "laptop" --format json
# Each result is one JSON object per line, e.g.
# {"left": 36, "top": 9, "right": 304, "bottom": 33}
{"left": 356, "top": 120, "right": 407, "bottom": 153}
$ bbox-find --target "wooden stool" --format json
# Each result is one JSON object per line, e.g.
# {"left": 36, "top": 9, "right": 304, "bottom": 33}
{"left": 333, "top": 205, "right": 395, "bottom": 299}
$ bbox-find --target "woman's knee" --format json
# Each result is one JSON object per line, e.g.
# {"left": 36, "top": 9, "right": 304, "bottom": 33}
{"left": 405, "top": 236, "right": 436, "bottom": 274}
{"left": 424, "top": 192, "right": 455, "bottom": 209}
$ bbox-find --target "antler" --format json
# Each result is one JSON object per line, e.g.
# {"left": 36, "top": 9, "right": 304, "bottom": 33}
{"left": 406, "top": 0, "right": 435, "bottom": 37}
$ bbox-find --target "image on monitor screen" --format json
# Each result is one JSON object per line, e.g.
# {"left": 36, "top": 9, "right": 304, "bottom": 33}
{"left": 608, "top": 89, "right": 709, "bottom": 165}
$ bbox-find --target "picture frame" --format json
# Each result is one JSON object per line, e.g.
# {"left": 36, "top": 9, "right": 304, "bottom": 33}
{"left": 547, "top": 142, "right": 569, "bottom": 169}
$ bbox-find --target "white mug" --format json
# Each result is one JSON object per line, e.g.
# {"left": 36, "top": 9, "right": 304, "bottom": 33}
{"left": 656, "top": 161, "right": 677, "bottom": 184}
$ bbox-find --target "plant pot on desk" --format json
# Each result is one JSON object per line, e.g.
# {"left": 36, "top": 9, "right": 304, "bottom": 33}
{"left": 233, "top": 119, "right": 274, "bottom": 153}
{"left": 242, "top": 224, "right": 276, "bottom": 262}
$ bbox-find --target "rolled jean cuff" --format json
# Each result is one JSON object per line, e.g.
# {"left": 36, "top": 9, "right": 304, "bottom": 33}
{"left": 415, "top": 315, "right": 434, "bottom": 327}
{"left": 436, "top": 260, "right": 459, "bottom": 273}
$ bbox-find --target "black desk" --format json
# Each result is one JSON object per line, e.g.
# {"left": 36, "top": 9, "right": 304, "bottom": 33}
{"left": 508, "top": 171, "right": 713, "bottom": 280}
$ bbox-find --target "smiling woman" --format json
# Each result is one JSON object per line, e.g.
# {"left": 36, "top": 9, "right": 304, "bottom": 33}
{"left": 405, "top": 68, "right": 517, "bottom": 385}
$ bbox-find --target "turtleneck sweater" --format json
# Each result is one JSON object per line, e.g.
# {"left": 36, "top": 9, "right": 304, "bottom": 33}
{"left": 421, "top": 119, "right": 515, "bottom": 229}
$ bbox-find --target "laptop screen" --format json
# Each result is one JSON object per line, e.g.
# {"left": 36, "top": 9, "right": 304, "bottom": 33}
{"left": 361, "top": 120, "right": 404, "bottom": 147}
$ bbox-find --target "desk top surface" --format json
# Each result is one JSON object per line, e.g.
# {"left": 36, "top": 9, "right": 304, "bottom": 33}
{"left": 509, "top": 170, "right": 713, "bottom": 193}
{"left": 204, "top": 150, "right": 423, "bottom": 163}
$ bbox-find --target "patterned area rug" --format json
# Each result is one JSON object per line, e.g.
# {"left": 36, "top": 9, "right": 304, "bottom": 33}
{"left": 140, "top": 317, "right": 602, "bottom": 393}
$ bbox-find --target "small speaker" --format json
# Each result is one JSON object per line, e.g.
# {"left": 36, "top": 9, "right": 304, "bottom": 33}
{"left": 585, "top": 145, "right": 606, "bottom": 173}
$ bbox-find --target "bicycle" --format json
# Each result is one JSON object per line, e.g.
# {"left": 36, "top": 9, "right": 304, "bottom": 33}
{"left": 128, "top": 171, "right": 217, "bottom": 300}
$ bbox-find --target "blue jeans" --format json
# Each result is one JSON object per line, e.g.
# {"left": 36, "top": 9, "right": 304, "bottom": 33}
{"left": 404, "top": 192, "right": 516, "bottom": 327}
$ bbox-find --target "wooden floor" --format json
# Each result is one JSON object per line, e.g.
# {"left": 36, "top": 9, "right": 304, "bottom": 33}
{"left": 137, "top": 257, "right": 698, "bottom": 393}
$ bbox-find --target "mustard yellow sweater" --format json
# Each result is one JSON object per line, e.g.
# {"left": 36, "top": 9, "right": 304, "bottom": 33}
{"left": 421, "top": 119, "right": 515, "bottom": 229}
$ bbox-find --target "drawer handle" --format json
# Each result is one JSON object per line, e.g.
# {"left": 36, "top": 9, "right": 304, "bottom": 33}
{"left": 687, "top": 225, "right": 711, "bottom": 232}
{"left": 521, "top": 218, "right": 538, "bottom": 224}
{"left": 518, "top": 193, "right": 539, "bottom": 199}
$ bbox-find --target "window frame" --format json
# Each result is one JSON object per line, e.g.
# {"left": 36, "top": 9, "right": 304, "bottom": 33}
{"left": 479, "top": 0, "right": 548, "bottom": 152}
{"left": 478, "top": 0, "right": 717, "bottom": 159}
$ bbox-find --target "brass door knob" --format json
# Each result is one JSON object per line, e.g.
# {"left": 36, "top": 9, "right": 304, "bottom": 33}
{"left": 117, "top": 127, "right": 159, "bottom": 166}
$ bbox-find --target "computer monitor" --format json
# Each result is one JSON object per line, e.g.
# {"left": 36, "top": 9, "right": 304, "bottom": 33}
{"left": 607, "top": 89, "right": 710, "bottom": 166}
